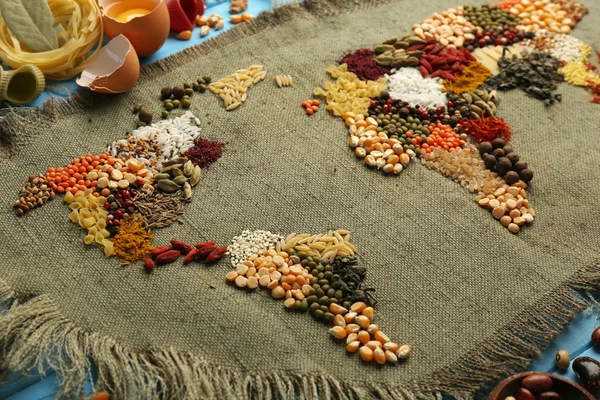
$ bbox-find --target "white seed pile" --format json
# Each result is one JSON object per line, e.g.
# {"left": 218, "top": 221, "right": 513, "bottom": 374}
{"left": 385, "top": 68, "right": 447, "bottom": 108}
{"left": 108, "top": 112, "right": 201, "bottom": 170}
{"left": 523, "top": 30, "right": 586, "bottom": 62}
{"left": 226, "top": 229, "right": 284, "bottom": 267}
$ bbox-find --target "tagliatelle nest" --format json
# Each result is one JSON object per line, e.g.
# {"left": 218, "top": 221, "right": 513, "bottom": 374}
{"left": 0, "top": 0, "right": 103, "bottom": 80}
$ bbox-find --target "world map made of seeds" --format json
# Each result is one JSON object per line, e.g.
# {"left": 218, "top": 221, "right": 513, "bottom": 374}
{"left": 12, "top": 0, "right": 597, "bottom": 366}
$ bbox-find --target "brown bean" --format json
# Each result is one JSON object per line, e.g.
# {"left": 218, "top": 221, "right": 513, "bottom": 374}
{"left": 521, "top": 374, "right": 552, "bottom": 392}
{"left": 515, "top": 387, "right": 535, "bottom": 400}
{"left": 538, "top": 392, "right": 562, "bottom": 400}
{"left": 592, "top": 326, "right": 600, "bottom": 346}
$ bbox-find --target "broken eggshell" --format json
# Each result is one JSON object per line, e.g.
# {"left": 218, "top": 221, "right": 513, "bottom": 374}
{"left": 76, "top": 35, "right": 140, "bottom": 94}
{"left": 99, "top": 0, "right": 170, "bottom": 57}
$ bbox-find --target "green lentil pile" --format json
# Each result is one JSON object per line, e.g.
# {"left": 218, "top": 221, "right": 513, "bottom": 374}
{"left": 463, "top": 5, "right": 519, "bottom": 32}
{"left": 161, "top": 77, "right": 211, "bottom": 116}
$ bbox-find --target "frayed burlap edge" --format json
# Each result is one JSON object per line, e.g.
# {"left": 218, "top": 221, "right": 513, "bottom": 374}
{"left": 1, "top": 0, "right": 599, "bottom": 398}
{"left": 2, "top": 264, "right": 600, "bottom": 400}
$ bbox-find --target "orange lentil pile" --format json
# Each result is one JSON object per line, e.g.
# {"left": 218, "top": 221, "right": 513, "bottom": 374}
{"left": 46, "top": 152, "right": 116, "bottom": 195}
{"left": 420, "top": 121, "right": 466, "bottom": 154}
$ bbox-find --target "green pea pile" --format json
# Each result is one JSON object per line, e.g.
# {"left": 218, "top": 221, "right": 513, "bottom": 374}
{"left": 463, "top": 5, "right": 518, "bottom": 32}
{"left": 160, "top": 76, "right": 212, "bottom": 118}
{"left": 367, "top": 111, "right": 432, "bottom": 157}
{"left": 284, "top": 252, "right": 351, "bottom": 323}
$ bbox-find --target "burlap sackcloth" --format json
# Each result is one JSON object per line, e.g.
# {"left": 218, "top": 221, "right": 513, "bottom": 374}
{"left": 1, "top": 0, "right": 600, "bottom": 399}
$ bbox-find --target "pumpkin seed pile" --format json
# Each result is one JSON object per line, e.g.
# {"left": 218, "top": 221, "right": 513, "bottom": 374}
{"left": 483, "top": 49, "right": 564, "bottom": 105}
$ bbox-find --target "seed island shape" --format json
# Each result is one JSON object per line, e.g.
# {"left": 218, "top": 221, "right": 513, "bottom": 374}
{"left": 225, "top": 229, "right": 412, "bottom": 365}
{"left": 13, "top": 65, "right": 266, "bottom": 264}
{"left": 312, "top": 0, "right": 596, "bottom": 234}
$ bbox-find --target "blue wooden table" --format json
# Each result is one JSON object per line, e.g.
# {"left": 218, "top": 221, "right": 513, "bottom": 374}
{"left": 0, "top": 0, "right": 598, "bottom": 398}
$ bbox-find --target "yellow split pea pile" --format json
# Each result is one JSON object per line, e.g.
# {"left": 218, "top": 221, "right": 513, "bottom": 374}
{"left": 225, "top": 230, "right": 411, "bottom": 365}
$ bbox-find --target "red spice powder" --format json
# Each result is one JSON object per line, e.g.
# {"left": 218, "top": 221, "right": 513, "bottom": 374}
{"left": 460, "top": 117, "right": 512, "bottom": 143}
{"left": 338, "top": 48, "right": 391, "bottom": 81}
{"left": 183, "top": 138, "right": 226, "bottom": 168}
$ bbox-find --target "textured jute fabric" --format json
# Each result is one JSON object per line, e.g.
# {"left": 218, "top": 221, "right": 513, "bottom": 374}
{"left": 1, "top": 0, "right": 600, "bottom": 398}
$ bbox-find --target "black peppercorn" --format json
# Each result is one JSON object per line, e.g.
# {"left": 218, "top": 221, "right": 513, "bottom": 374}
{"left": 492, "top": 148, "right": 505, "bottom": 158}
{"left": 519, "top": 168, "right": 533, "bottom": 182}
{"left": 504, "top": 170, "right": 519, "bottom": 185}
{"left": 492, "top": 138, "right": 505, "bottom": 149}
{"left": 503, "top": 144, "right": 514, "bottom": 154}
{"left": 479, "top": 141, "right": 493, "bottom": 155}
{"left": 506, "top": 152, "right": 520, "bottom": 165}
{"left": 496, "top": 157, "right": 512, "bottom": 175}
{"left": 514, "top": 160, "right": 528, "bottom": 172}
{"left": 484, "top": 154, "right": 497, "bottom": 169}
{"left": 172, "top": 85, "right": 185, "bottom": 99}
{"left": 138, "top": 108, "right": 153, "bottom": 125}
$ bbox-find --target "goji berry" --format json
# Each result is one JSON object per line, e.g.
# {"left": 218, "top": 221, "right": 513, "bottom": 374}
{"left": 150, "top": 245, "right": 171, "bottom": 257}
{"left": 195, "top": 240, "right": 215, "bottom": 250}
{"left": 170, "top": 240, "right": 194, "bottom": 254}
{"left": 206, "top": 246, "right": 227, "bottom": 262}
{"left": 144, "top": 258, "right": 155, "bottom": 271}
{"left": 196, "top": 245, "right": 215, "bottom": 259}
{"left": 155, "top": 250, "right": 181, "bottom": 264}
{"left": 183, "top": 249, "right": 198, "bottom": 265}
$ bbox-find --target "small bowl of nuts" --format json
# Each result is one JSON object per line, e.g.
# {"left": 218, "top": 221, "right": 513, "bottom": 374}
{"left": 488, "top": 371, "right": 594, "bottom": 400}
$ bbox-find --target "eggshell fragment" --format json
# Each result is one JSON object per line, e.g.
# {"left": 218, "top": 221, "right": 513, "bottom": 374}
{"left": 99, "top": 0, "right": 170, "bottom": 57}
{"left": 76, "top": 35, "right": 140, "bottom": 94}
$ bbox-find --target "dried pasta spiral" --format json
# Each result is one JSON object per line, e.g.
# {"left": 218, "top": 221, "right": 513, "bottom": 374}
{"left": 275, "top": 74, "right": 293, "bottom": 87}
{"left": 0, "top": 0, "right": 103, "bottom": 80}
{"left": 314, "top": 64, "right": 387, "bottom": 117}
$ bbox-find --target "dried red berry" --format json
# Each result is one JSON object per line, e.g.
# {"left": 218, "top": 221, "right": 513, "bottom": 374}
{"left": 150, "top": 245, "right": 171, "bottom": 257}
{"left": 206, "top": 246, "right": 227, "bottom": 262}
{"left": 183, "top": 249, "right": 198, "bottom": 265}
{"left": 196, "top": 245, "right": 215, "bottom": 259}
{"left": 170, "top": 240, "right": 194, "bottom": 254}
{"left": 195, "top": 240, "right": 215, "bottom": 250}
{"left": 155, "top": 250, "right": 181, "bottom": 264}
{"left": 144, "top": 257, "right": 155, "bottom": 270}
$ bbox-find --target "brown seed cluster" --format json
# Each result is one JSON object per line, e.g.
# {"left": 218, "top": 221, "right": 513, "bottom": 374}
{"left": 420, "top": 145, "right": 535, "bottom": 233}
{"left": 420, "top": 145, "right": 505, "bottom": 194}
{"left": 551, "top": 0, "right": 589, "bottom": 27}
{"left": 133, "top": 189, "right": 186, "bottom": 231}
{"left": 14, "top": 174, "right": 56, "bottom": 216}
{"left": 111, "top": 137, "right": 162, "bottom": 170}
